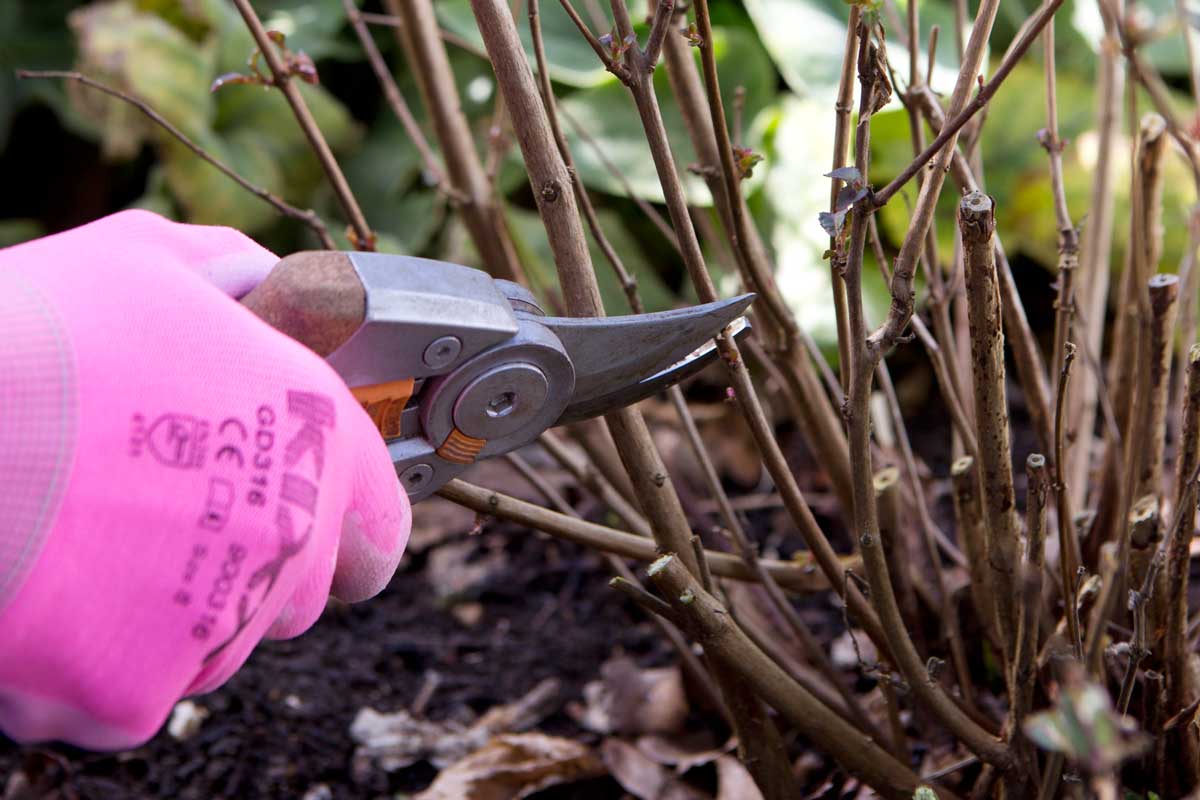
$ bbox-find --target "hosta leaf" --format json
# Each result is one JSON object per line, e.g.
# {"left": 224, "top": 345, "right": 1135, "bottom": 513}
{"left": 68, "top": 0, "right": 215, "bottom": 157}
{"left": 557, "top": 25, "right": 774, "bottom": 204}
{"left": 744, "top": 0, "right": 961, "bottom": 102}
{"left": 211, "top": 80, "right": 359, "bottom": 202}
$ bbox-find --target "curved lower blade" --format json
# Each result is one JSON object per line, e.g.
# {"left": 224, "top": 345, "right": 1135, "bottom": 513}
{"left": 543, "top": 295, "right": 754, "bottom": 425}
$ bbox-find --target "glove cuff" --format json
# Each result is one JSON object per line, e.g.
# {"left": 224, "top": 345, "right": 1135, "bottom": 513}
{"left": 0, "top": 270, "right": 77, "bottom": 614}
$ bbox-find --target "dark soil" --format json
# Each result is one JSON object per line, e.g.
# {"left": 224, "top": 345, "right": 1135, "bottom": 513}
{"left": 0, "top": 519, "right": 674, "bottom": 800}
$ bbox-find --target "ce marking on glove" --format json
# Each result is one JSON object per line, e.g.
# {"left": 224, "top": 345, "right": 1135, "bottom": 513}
{"left": 129, "top": 412, "right": 208, "bottom": 469}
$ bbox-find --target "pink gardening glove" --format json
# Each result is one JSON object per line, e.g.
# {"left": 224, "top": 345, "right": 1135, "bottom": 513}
{"left": 0, "top": 210, "right": 410, "bottom": 750}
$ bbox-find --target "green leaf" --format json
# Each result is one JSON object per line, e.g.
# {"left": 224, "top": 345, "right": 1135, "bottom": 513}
{"left": 744, "top": 0, "right": 961, "bottom": 102}
{"left": 557, "top": 25, "right": 774, "bottom": 204}
{"left": 68, "top": 0, "right": 215, "bottom": 157}
{"left": 437, "top": 0, "right": 647, "bottom": 88}
{"left": 1023, "top": 678, "right": 1149, "bottom": 773}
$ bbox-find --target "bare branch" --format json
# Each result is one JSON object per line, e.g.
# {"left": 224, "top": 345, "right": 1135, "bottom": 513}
{"left": 642, "top": 0, "right": 675, "bottom": 69}
{"left": 385, "top": 0, "right": 527, "bottom": 283}
{"left": 343, "top": 0, "right": 449, "bottom": 193}
{"left": 231, "top": 0, "right": 375, "bottom": 249}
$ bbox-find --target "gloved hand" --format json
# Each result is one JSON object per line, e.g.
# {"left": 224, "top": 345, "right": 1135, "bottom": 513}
{"left": 0, "top": 210, "right": 410, "bottom": 749}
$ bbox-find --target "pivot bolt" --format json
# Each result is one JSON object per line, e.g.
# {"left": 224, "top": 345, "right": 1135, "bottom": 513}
{"left": 398, "top": 463, "right": 435, "bottom": 490}
{"left": 487, "top": 392, "right": 516, "bottom": 418}
{"left": 422, "top": 336, "right": 462, "bottom": 370}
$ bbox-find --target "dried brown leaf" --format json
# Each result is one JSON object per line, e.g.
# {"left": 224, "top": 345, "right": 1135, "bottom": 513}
{"left": 413, "top": 733, "right": 604, "bottom": 800}
{"left": 350, "top": 679, "right": 560, "bottom": 774}
{"left": 715, "top": 755, "right": 764, "bottom": 800}
{"left": 572, "top": 657, "right": 689, "bottom": 736}
{"left": 600, "top": 738, "right": 708, "bottom": 800}
{"left": 634, "top": 733, "right": 730, "bottom": 774}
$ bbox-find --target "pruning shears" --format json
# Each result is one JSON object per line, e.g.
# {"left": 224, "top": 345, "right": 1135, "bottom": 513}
{"left": 241, "top": 251, "right": 753, "bottom": 500}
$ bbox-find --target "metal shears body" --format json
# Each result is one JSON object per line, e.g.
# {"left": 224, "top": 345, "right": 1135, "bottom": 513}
{"left": 242, "top": 251, "right": 752, "bottom": 500}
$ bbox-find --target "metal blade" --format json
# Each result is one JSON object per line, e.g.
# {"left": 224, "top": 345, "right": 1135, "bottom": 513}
{"left": 541, "top": 294, "right": 754, "bottom": 425}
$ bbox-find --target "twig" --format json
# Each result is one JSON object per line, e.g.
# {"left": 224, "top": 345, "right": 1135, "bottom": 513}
{"left": 871, "top": 0, "right": 1067, "bottom": 208}
{"left": 1054, "top": 343, "right": 1083, "bottom": 658}
{"left": 1041, "top": 13, "right": 1085, "bottom": 612}
{"left": 1015, "top": 454, "right": 1050, "bottom": 732}
{"left": 867, "top": 218, "right": 978, "bottom": 458}
{"left": 15, "top": 70, "right": 335, "bottom": 249}
{"left": 642, "top": 0, "right": 674, "bottom": 68}
{"left": 660, "top": 17, "right": 857, "bottom": 522}
{"left": 1095, "top": 114, "right": 1169, "bottom": 566}
{"left": 952, "top": 456, "right": 995, "bottom": 641}
{"left": 384, "top": 0, "right": 527, "bottom": 283}
{"left": 1118, "top": 501, "right": 1165, "bottom": 715}
{"left": 1131, "top": 275, "right": 1180, "bottom": 500}
{"left": 959, "top": 192, "right": 1020, "bottom": 675}
{"left": 611, "top": 576, "right": 678, "bottom": 622}
{"left": 914, "top": 85, "right": 1057, "bottom": 475}
{"left": 343, "top": 0, "right": 448, "bottom": 191}
{"left": 871, "top": 0, "right": 1002, "bottom": 357}
{"left": 556, "top": 0, "right": 626, "bottom": 80}
{"left": 438, "top": 479, "right": 848, "bottom": 592}
{"left": 842, "top": 15, "right": 1011, "bottom": 770}
{"left": 230, "top": 0, "right": 374, "bottom": 249}
{"left": 530, "top": 0, "right": 641, "bottom": 312}
{"left": 1067, "top": 5, "right": 1123, "bottom": 512}
{"left": 1167, "top": 346, "right": 1200, "bottom": 720}
{"left": 538, "top": 432, "right": 647, "bottom": 536}
{"left": 828, "top": 5, "right": 863, "bottom": 388}
{"left": 557, "top": 105, "right": 680, "bottom": 253}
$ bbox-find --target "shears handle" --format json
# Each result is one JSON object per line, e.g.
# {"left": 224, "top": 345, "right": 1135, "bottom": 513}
{"left": 240, "top": 252, "right": 414, "bottom": 434}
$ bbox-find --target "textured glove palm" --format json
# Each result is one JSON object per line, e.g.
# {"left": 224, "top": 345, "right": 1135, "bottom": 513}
{"left": 0, "top": 210, "right": 410, "bottom": 749}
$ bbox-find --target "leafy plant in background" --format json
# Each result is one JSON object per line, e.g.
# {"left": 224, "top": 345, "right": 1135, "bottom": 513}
{"left": 10, "top": 0, "right": 1200, "bottom": 798}
{"left": 7, "top": 0, "right": 1176, "bottom": 344}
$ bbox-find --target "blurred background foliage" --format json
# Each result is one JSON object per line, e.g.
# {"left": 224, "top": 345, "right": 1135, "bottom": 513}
{"left": 1, "top": 0, "right": 1199, "bottom": 349}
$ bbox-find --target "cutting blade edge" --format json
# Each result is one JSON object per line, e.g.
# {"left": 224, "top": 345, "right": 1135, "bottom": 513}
{"left": 542, "top": 294, "right": 754, "bottom": 425}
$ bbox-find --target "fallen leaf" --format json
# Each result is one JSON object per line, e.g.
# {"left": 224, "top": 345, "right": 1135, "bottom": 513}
{"left": 634, "top": 733, "right": 730, "bottom": 774}
{"left": 425, "top": 539, "right": 508, "bottom": 602}
{"left": 600, "top": 738, "right": 708, "bottom": 800}
{"left": 572, "top": 656, "right": 689, "bottom": 736}
{"left": 408, "top": 496, "right": 477, "bottom": 553}
{"left": 414, "top": 733, "right": 604, "bottom": 800}
{"left": 351, "top": 678, "right": 560, "bottom": 774}
{"left": 715, "top": 755, "right": 764, "bottom": 800}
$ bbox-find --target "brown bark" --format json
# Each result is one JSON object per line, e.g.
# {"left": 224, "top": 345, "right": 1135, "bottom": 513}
{"left": 959, "top": 192, "right": 1020, "bottom": 666}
